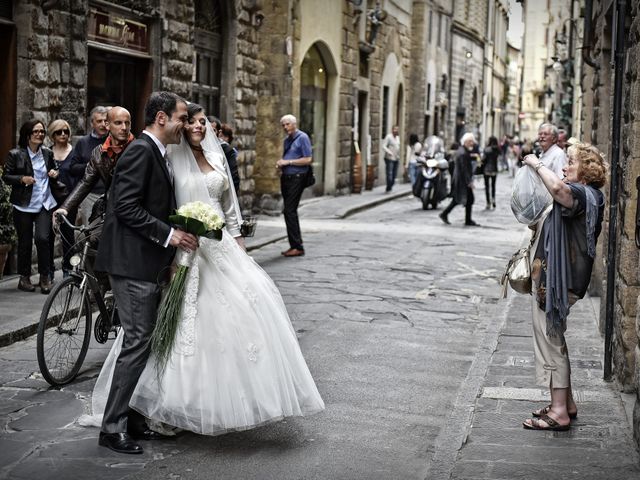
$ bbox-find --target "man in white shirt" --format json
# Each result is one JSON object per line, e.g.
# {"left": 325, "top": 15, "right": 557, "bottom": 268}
{"left": 537, "top": 123, "right": 566, "bottom": 178}
{"left": 382, "top": 125, "right": 401, "bottom": 192}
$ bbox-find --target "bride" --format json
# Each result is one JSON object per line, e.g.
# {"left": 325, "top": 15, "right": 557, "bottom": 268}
{"left": 88, "top": 103, "right": 324, "bottom": 435}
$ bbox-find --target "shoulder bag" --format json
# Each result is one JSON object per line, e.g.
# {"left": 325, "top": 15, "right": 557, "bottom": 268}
{"left": 500, "top": 236, "right": 534, "bottom": 298}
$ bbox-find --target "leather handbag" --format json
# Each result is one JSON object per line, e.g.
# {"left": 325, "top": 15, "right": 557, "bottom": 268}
{"left": 305, "top": 165, "right": 316, "bottom": 188}
{"left": 500, "top": 241, "right": 533, "bottom": 297}
{"left": 49, "top": 179, "right": 69, "bottom": 204}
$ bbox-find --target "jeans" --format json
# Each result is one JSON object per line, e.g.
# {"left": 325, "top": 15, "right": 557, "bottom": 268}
{"left": 408, "top": 162, "right": 418, "bottom": 186}
{"left": 281, "top": 173, "right": 306, "bottom": 250}
{"left": 14, "top": 207, "right": 52, "bottom": 277}
{"left": 385, "top": 159, "right": 399, "bottom": 192}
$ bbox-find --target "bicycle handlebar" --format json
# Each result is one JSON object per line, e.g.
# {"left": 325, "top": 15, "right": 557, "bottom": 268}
{"left": 55, "top": 213, "right": 103, "bottom": 233}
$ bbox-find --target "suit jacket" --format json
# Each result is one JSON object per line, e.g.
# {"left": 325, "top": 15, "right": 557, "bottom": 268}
{"left": 450, "top": 147, "right": 475, "bottom": 205}
{"left": 95, "top": 134, "right": 176, "bottom": 283}
{"left": 2, "top": 147, "right": 56, "bottom": 207}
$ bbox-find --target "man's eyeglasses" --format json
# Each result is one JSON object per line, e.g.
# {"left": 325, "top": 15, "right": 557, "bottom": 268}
{"left": 31, "top": 129, "right": 46, "bottom": 135}
{"left": 53, "top": 129, "right": 70, "bottom": 136}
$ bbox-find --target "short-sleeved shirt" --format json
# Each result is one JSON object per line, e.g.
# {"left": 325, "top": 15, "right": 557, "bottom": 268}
{"left": 282, "top": 130, "right": 312, "bottom": 175}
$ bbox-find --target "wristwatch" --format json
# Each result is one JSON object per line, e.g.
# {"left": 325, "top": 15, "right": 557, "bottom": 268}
{"left": 534, "top": 161, "right": 544, "bottom": 172}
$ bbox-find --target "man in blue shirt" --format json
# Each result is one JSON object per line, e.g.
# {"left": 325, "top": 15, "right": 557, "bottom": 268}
{"left": 276, "top": 114, "right": 312, "bottom": 257}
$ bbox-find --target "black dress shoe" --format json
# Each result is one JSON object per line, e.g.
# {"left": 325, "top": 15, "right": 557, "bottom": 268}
{"left": 465, "top": 220, "right": 480, "bottom": 227}
{"left": 128, "top": 428, "right": 170, "bottom": 440}
{"left": 439, "top": 212, "right": 450, "bottom": 225}
{"left": 98, "top": 432, "right": 143, "bottom": 454}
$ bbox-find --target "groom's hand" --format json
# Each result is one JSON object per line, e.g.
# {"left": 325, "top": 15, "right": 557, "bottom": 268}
{"left": 170, "top": 230, "right": 199, "bottom": 252}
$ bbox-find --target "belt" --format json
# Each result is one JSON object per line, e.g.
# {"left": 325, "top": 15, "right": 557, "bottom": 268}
{"left": 283, "top": 173, "right": 306, "bottom": 178}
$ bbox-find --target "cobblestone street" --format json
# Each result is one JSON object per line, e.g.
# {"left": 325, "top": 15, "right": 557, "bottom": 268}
{"left": 0, "top": 176, "right": 638, "bottom": 479}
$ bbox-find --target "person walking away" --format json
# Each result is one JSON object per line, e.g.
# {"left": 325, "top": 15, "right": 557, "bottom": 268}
{"left": 438, "top": 132, "right": 478, "bottom": 226}
{"left": 382, "top": 125, "right": 401, "bottom": 192}
{"left": 94, "top": 92, "right": 198, "bottom": 455}
{"left": 47, "top": 119, "right": 73, "bottom": 278}
{"left": 67, "top": 106, "right": 108, "bottom": 224}
{"left": 482, "top": 136, "right": 500, "bottom": 209}
{"left": 521, "top": 142, "right": 606, "bottom": 431}
{"left": 536, "top": 123, "right": 566, "bottom": 177}
{"left": 277, "top": 114, "right": 312, "bottom": 257}
{"left": 2, "top": 119, "right": 60, "bottom": 293}
{"left": 405, "top": 133, "right": 421, "bottom": 187}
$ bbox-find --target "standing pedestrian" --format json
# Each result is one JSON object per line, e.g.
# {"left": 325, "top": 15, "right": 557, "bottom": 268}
{"left": 55, "top": 107, "right": 133, "bottom": 223}
{"left": 2, "top": 119, "right": 59, "bottom": 293}
{"left": 209, "top": 116, "right": 240, "bottom": 192}
{"left": 439, "top": 132, "right": 479, "bottom": 227}
{"left": 47, "top": 119, "right": 73, "bottom": 278}
{"left": 277, "top": 114, "right": 312, "bottom": 257}
{"left": 405, "top": 133, "right": 421, "bottom": 187}
{"left": 382, "top": 125, "right": 401, "bottom": 192}
{"left": 536, "top": 123, "right": 566, "bottom": 177}
{"left": 95, "top": 92, "right": 197, "bottom": 455}
{"left": 67, "top": 106, "right": 108, "bottom": 224}
{"left": 521, "top": 142, "right": 606, "bottom": 431}
{"left": 482, "top": 136, "right": 500, "bottom": 209}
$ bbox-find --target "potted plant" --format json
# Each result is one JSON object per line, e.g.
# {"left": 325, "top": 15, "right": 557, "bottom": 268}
{"left": 0, "top": 167, "right": 17, "bottom": 278}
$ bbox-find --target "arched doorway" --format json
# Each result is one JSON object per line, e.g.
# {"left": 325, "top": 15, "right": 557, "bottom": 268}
{"left": 300, "top": 44, "right": 327, "bottom": 194}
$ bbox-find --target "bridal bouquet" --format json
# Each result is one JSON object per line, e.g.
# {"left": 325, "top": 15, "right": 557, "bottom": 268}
{"left": 151, "top": 201, "right": 225, "bottom": 373}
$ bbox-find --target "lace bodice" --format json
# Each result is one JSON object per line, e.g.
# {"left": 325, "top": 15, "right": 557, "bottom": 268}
{"left": 203, "top": 170, "right": 227, "bottom": 218}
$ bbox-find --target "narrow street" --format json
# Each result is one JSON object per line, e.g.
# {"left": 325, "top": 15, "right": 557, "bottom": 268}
{"left": 1, "top": 176, "right": 527, "bottom": 479}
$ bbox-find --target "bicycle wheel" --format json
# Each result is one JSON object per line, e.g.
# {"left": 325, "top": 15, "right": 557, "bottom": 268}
{"left": 37, "top": 276, "right": 92, "bottom": 386}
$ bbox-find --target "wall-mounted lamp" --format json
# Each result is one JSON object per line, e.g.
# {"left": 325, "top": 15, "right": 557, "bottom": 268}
{"left": 465, "top": 50, "right": 472, "bottom": 59}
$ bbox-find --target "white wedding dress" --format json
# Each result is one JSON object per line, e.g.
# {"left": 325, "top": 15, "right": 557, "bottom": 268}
{"left": 87, "top": 168, "right": 324, "bottom": 435}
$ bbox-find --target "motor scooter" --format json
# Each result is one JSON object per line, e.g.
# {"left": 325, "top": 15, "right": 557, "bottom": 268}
{"left": 412, "top": 136, "right": 450, "bottom": 210}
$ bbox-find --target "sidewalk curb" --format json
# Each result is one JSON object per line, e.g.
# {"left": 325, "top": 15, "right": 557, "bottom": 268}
{"left": 0, "top": 187, "right": 409, "bottom": 348}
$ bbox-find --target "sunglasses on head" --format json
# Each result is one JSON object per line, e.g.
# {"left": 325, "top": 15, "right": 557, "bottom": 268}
{"left": 53, "top": 129, "right": 70, "bottom": 136}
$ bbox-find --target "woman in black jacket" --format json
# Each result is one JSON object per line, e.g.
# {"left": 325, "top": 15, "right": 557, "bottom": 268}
{"left": 2, "top": 119, "right": 59, "bottom": 293}
{"left": 483, "top": 136, "right": 500, "bottom": 209}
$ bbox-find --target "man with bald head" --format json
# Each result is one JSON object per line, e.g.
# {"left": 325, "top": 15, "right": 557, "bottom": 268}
{"left": 55, "top": 106, "right": 134, "bottom": 221}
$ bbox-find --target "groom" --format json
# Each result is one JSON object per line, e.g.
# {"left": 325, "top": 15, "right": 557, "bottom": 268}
{"left": 95, "top": 91, "right": 198, "bottom": 454}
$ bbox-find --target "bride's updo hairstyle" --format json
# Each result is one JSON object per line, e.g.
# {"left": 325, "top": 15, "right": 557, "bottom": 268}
{"left": 187, "top": 102, "right": 204, "bottom": 119}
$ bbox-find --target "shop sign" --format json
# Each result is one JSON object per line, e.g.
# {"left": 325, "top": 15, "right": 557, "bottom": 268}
{"left": 88, "top": 8, "right": 149, "bottom": 54}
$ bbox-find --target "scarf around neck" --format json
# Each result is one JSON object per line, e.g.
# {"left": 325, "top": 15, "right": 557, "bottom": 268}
{"left": 101, "top": 133, "right": 135, "bottom": 160}
{"left": 543, "top": 183, "right": 599, "bottom": 337}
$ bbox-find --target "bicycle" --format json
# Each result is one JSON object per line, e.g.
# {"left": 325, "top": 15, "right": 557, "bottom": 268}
{"left": 37, "top": 214, "right": 120, "bottom": 387}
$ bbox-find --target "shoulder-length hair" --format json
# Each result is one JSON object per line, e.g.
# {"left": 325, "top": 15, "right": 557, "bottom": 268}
{"left": 47, "top": 119, "right": 71, "bottom": 141}
{"left": 569, "top": 143, "right": 608, "bottom": 188}
{"left": 18, "top": 119, "right": 45, "bottom": 149}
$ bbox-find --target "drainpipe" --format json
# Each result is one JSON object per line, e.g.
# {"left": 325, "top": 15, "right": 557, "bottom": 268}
{"left": 582, "top": 0, "right": 599, "bottom": 69}
{"left": 603, "top": 0, "right": 626, "bottom": 381}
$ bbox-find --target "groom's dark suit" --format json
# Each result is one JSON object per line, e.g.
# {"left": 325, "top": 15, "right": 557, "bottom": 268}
{"left": 96, "top": 132, "right": 176, "bottom": 434}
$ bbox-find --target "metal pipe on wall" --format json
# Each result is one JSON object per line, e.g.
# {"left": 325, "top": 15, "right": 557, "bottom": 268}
{"left": 603, "top": 0, "right": 626, "bottom": 381}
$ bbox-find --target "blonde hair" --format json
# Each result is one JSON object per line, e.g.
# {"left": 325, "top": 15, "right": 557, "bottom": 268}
{"left": 47, "top": 119, "right": 71, "bottom": 140}
{"left": 567, "top": 142, "right": 608, "bottom": 188}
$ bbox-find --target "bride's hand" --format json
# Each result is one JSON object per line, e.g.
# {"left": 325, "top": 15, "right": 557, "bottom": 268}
{"left": 235, "top": 236, "right": 246, "bottom": 251}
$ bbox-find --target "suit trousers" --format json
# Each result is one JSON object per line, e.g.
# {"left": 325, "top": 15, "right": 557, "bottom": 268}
{"left": 442, "top": 187, "right": 474, "bottom": 224}
{"left": 281, "top": 174, "right": 306, "bottom": 251}
{"left": 13, "top": 207, "right": 52, "bottom": 277}
{"left": 101, "top": 274, "right": 161, "bottom": 434}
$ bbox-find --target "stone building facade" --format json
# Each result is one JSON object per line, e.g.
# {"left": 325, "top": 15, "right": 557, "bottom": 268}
{"left": 581, "top": 0, "right": 640, "bottom": 448}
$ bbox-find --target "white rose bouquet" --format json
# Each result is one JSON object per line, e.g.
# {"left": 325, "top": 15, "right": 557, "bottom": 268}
{"left": 151, "top": 201, "right": 225, "bottom": 373}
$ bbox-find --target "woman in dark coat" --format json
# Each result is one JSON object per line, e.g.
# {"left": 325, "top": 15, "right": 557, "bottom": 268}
{"left": 482, "top": 136, "right": 500, "bottom": 209}
{"left": 439, "top": 132, "right": 478, "bottom": 226}
{"left": 2, "top": 119, "right": 59, "bottom": 293}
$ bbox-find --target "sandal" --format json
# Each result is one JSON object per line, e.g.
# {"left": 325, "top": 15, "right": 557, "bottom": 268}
{"left": 523, "top": 414, "right": 570, "bottom": 431}
{"left": 532, "top": 404, "right": 577, "bottom": 420}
